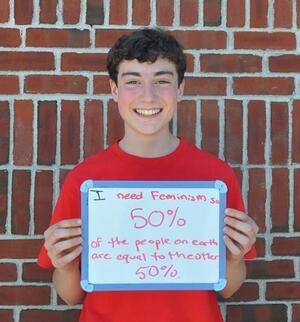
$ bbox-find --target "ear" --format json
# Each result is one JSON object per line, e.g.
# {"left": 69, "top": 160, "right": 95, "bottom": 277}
{"left": 109, "top": 79, "right": 118, "bottom": 103}
{"left": 177, "top": 79, "right": 185, "bottom": 102}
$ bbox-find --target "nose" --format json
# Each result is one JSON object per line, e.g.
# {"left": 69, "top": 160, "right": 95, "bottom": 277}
{"left": 142, "top": 82, "right": 155, "bottom": 102}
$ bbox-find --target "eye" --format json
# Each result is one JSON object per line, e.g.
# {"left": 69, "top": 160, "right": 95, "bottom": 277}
{"left": 126, "top": 80, "right": 139, "bottom": 85}
{"left": 156, "top": 80, "right": 171, "bottom": 85}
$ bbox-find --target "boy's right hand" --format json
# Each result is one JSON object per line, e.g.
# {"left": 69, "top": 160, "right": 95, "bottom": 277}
{"left": 44, "top": 219, "right": 82, "bottom": 272}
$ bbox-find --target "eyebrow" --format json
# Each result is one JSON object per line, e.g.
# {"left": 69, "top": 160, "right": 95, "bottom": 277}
{"left": 121, "top": 71, "right": 175, "bottom": 77}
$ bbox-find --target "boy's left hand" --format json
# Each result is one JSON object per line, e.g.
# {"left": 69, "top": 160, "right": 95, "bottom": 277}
{"left": 223, "top": 208, "right": 258, "bottom": 262}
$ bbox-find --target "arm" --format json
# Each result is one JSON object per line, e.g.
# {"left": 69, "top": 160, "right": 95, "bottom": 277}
{"left": 218, "top": 208, "right": 258, "bottom": 298}
{"left": 44, "top": 219, "right": 85, "bottom": 305}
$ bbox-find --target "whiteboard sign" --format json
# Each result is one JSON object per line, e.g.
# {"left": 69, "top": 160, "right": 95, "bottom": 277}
{"left": 80, "top": 180, "right": 227, "bottom": 292}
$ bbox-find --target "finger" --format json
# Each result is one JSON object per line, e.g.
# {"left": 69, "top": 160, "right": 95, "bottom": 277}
{"left": 224, "top": 235, "right": 242, "bottom": 257}
{"left": 44, "top": 219, "right": 81, "bottom": 239}
{"left": 223, "top": 226, "right": 250, "bottom": 252}
{"left": 45, "top": 227, "right": 82, "bottom": 250}
{"left": 53, "top": 246, "right": 82, "bottom": 269}
{"left": 48, "top": 236, "right": 83, "bottom": 258}
{"left": 225, "top": 208, "right": 248, "bottom": 221}
{"left": 224, "top": 216, "right": 256, "bottom": 238}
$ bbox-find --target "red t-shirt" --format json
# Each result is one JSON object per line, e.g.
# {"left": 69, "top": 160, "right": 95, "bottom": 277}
{"left": 38, "top": 139, "right": 255, "bottom": 322}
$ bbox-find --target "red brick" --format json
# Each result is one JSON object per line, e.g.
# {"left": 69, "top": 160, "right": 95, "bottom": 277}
{"left": 271, "top": 168, "right": 289, "bottom": 232}
{"left": 0, "top": 52, "right": 54, "bottom": 71}
{"left": 0, "top": 239, "right": 43, "bottom": 258}
{"left": 232, "top": 167, "right": 243, "bottom": 189}
{"left": 201, "top": 54, "right": 262, "bottom": 73}
{"left": 246, "top": 260, "right": 294, "bottom": 279}
{"left": 0, "top": 286, "right": 50, "bottom": 305}
{"left": 177, "top": 100, "right": 196, "bottom": 144}
{"left": 14, "top": 0, "right": 33, "bottom": 24}
{"left": 22, "top": 263, "right": 52, "bottom": 283}
{"left": 233, "top": 77, "right": 294, "bottom": 95}
{"left": 271, "top": 102, "right": 289, "bottom": 164}
{"left": 0, "top": 0, "right": 10, "bottom": 22}
{"left": 61, "top": 53, "right": 107, "bottom": 71}
{"left": 247, "top": 101, "right": 265, "bottom": 164}
{"left": 180, "top": 0, "right": 198, "bottom": 26}
{"left": 0, "top": 310, "right": 13, "bottom": 322}
{"left": 292, "top": 100, "right": 300, "bottom": 162}
{"left": 274, "top": 0, "right": 292, "bottom": 28}
{"left": 224, "top": 100, "right": 243, "bottom": 164}
{"left": 0, "top": 28, "right": 21, "bottom": 47}
{"left": 0, "top": 76, "right": 19, "bottom": 94}
{"left": 107, "top": 100, "right": 124, "bottom": 146}
{"left": 13, "top": 100, "right": 33, "bottom": 165}
{"left": 11, "top": 170, "right": 30, "bottom": 234}
{"left": 40, "top": 0, "right": 57, "bottom": 23}
{"left": 248, "top": 169, "right": 266, "bottom": 233}
{"left": 0, "top": 101, "right": 9, "bottom": 164}
{"left": 60, "top": 169, "right": 71, "bottom": 188}
{"left": 234, "top": 32, "right": 296, "bottom": 50}
{"left": 0, "top": 263, "right": 17, "bottom": 281}
{"left": 25, "top": 75, "right": 88, "bottom": 94}
{"left": 292, "top": 304, "right": 300, "bottom": 322}
{"left": 0, "top": 171, "right": 8, "bottom": 233}
{"left": 185, "top": 54, "right": 195, "bottom": 73}
{"left": 250, "top": 0, "right": 268, "bottom": 27}
{"left": 267, "top": 282, "right": 300, "bottom": 300}
{"left": 203, "top": 0, "right": 221, "bottom": 26}
{"left": 37, "top": 101, "right": 57, "bottom": 165}
{"left": 20, "top": 310, "right": 81, "bottom": 322}
{"left": 94, "top": 75, "right": 112, "bottom": 94}
{"left": 295, "top": 169, "right": 300, "bottom": 231}
{"left": 34, "top": 171, "right": 53, "bottom": 234}
{"left": 173, "top": 30, "right": 227, "bottom": 49}
{"left": 86, "top": 0, "right": 104, "bottom": 25}
{"left": 201, "top": 100, "right": 219, "bottom": 156}
{"left": 226, "top": 304, "right": 287, "bottom": 322}
{"left": 272, "top": 237, "right": 300, "bottom": 255}
{"left": 184, "top": 77, "right": 226, "bottom": 96}
{"left": 269, "top": 55, "right": 300, "bottom": 73}
{"left": 95, "top": 29, "right": 132, "bottom": 47}
{"left": 256, "top": 237, "right": 266, "bottom": 257}
{"left": 84, "top": 100, "right": 104, "bottom": 158}
{"left": 132, "top": 0, "right": 150, "bottom": 25}
{"left": 222, "top": 282, "right": 259, "bottom": 302}
{"left": 109, "top": 0, "right": 128, "bottom": 24}
{"left": 157, "top": 0, "right": 174, "bottom": 26}
{"left": 227, "top": 0, "right": 245, "bottom": 27}
{"left": 61, "top": 100, "right": 80, "bottom": 164}
{"left": 63, "top": 0, "right": 81, "bottom": 24}
{"left": 26, "top": 29, "right": 90, "bottom": 48}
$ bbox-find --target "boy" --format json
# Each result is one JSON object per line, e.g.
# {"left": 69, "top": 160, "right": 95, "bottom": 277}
{"left": 38, "top": 28, "right": 258, "bottom": 322}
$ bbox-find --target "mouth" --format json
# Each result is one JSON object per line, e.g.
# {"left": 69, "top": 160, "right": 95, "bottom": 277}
{"left": 134, "top": 108, "right": 163, "bottom": 117}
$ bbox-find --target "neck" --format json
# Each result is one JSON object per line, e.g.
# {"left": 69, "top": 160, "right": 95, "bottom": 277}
{"left": 119, "top": 132, "right": 180, "bottom": 158}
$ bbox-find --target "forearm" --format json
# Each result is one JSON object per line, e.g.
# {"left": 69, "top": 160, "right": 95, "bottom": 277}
{"left": 53, "top": 266, "right": 85, "bottom": 305}
{"left": 218, "top": 258, "right": 246, "bottom": 299}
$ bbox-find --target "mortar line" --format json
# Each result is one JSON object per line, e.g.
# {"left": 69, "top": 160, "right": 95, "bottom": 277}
{"left": 218, "top": 99, "right": 225, "bottom": 160}
{"left": 265, "top": 101, "right": 272, "bottom": 258}
{"left": 195, "top": 99, "right": 201, "bottom": 148}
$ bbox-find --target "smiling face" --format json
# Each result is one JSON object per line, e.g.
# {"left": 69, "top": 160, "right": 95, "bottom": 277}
{"left": 110, "top": 58, "right": 185, "bottom": 144}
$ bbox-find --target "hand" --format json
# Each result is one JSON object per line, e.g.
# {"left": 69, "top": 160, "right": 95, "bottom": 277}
{"left": 223, "top": 208, "right": 258, "bottom": 262}
{"left": 44, "top": 219, "right": 82, "bottom": 271}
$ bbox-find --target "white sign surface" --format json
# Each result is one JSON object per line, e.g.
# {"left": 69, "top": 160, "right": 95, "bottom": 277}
{"left": 80, "top": 180, "right": 227, "bottom": 292}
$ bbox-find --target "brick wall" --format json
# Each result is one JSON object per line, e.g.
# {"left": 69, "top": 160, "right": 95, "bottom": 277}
{"left": 0, "top": 1, "right": 299, "bottom": 321}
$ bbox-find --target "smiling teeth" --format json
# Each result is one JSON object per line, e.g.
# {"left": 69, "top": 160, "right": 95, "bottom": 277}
{"left": 135, "top": 108, "right": 162, "bottom": 116}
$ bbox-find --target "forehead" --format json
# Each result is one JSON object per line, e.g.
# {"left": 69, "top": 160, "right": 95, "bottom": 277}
{"left": 118, "top": 58, "right": 177, "bottom": 76}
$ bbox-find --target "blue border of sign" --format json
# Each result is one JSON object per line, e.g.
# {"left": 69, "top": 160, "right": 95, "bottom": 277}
{"left": 80, "top": 180, "right": 227, "bottom": 292}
